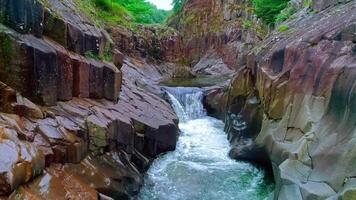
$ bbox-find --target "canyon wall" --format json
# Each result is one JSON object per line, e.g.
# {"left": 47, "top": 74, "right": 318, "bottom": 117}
{"left": 208, "top": 1, "right": 356, "bottom": 199}
{"left": 0, "top": 0, "right": 178, "bottom": 199}
{"left": 169, "top": 0, "right": 265, "bottom": 75}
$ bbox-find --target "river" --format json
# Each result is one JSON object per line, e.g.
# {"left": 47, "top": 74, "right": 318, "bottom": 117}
{"left": 138, "top": 87, "right": 274, "bottom": 200}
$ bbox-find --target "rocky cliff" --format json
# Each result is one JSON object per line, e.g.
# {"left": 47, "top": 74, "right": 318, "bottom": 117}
{"left": 0, "top": 0, "right": 356, "bottom": 199}
{"left": 203, "top": 0, "right": 356, "bottom": 199}
{"left": 169, "top": 0, "right": 266, "bottom": 76}
{"left": 0, "top": 0, "right": 178, "bottom": 199}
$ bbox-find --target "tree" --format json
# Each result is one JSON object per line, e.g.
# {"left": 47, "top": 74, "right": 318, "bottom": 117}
{"left": 172, "top": 0, "right": 185, "bottom": 13}
{"left": 252, "top": 0, "right": 289, "bottom": 25}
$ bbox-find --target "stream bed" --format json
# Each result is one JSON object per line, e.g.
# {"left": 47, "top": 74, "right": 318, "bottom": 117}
{"left": 138, "top": 87, "right": 274, "bottom": 200}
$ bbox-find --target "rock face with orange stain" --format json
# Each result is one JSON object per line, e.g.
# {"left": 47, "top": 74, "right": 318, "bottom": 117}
{"left": 0, "top": 0, "right": 179, "bottom": 198}
{"left": 216, "top": 1, "right": 356, "bottom": 199}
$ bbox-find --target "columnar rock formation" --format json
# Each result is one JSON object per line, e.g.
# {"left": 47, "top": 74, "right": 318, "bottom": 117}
{"left": 202, "top": 0, "right": 356, "bottom": 199}
{"left": 0, "top": 0, "right": 178, "bottom": 198}
{"left": 167, "top": 0, "right": 356, "bottom": 199}
{"left": 1, "top": 0, "right": 356, "bottom": 199}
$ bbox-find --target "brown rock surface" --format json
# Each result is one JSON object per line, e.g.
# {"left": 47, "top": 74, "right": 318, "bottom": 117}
{"left": 0, "top": 0, "right": 179, "bottom": 198}
{"left": 0, "top": 0, "right": 121, "bottom": 106}
{"left": 221, "top": 1, "right": 356, "bottom": 199}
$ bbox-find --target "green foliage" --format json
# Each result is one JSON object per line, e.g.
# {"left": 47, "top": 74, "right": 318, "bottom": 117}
{"left": 92, "top": 0, "right": 170, "bottom": 25}
{"left": 85, "top": 46, "right": 113, "bottom": 62}
{"left": 303, "top": 0, "right": 312, "bottom": 8}
{"left": 172, "top": 0, "right": 185, "bottom": 13}
{"left": 242, "top": 20, "right": 253, "bottom": 29}
{"left": 76, "top": 0, "right": 171, "bottom": 28}
{"left": 275, "top": 5, "right": 296, "bottom": 23}
{"left": 252, "top": 0, "right": 290, "bottom": 24}
{"left": 278, "top": 24, "right": 289, "bottom": 32}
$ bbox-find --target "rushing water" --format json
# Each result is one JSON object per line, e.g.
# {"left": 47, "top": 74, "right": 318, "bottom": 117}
{"left": 138, "top": 87, "right": 274, "bottom": 200}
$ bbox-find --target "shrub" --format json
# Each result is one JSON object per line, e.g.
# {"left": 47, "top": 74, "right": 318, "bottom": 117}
{"left": 90, "top": 0, "right": 170, "bottom": 25}
{"left": 275, "top": 5, "right": 296, "bottom": 23}
{"left": 278, "top": 24, "right": 289, "bottom": 32}
{"left": 242, "top": 20, "right": 253, "bottom": 29}
{"left": 252, "top": 0, "right": 290, "bottom": 25}
{"left": 172, "top": 0, "right": 186, "bottom": 13}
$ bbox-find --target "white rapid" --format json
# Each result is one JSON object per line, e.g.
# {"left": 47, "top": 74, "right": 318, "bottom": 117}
{"left": 138, "top": 87, "right": 273, "bottom": 200}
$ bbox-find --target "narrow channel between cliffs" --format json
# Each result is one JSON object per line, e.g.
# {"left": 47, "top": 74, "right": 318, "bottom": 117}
{"left": 138, "top": 87, "right": 274, "bottom": 200}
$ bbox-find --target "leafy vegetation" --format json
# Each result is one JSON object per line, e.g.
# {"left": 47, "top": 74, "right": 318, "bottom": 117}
{"left": 275, "top": 5, "right": 296, "bottom": 24}
{"left": 172, "top": 0, "right": 186, "bottom": 13}
{"left": 277, "top": 24, "right": 289, "bottom": 32}
{"left": 252, "top": 0, "right": 290, "bottom": 25}
{"left": 77, "top": 0, "right": 171, "bottom": 27}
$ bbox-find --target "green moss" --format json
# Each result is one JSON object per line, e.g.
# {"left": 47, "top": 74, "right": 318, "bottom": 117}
{"left": 101, "top": 43, "right": 113, "bottom": 62}
{"left": 85, "top": 50, "right": 100, "bottom": 60}
{"left": 0, "top": 34, "right": 13, "bottom": 63}
{"left": 44, "top": 14, "right": 67, "bottom": 46}
{"left": 85, "top": 45, "right": 113, "bottom": 63}
{"left": 278, "top": 24, "right": 289, "bottom": 32}
{"left": 303, "top": 0, "right": 312, "bottom": 8}
{"left": 275, "top": 5, "right": 296, "bottom": 23}
{"left": 242, "top": 20, "right": 253, "bottom": 29}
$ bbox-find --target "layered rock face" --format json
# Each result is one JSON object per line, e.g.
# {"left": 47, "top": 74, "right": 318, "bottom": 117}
{"left": 109, "top": 25, "right": 182, "bottom": 63}
{"left": 0, "top": 0, "right": 121, "bottom": 105}
{"left": 219, "top": 1, "right": 356, "bottom": 199}
{"left": 0, "top": 0, "right": 178, "bottom": 198}
{"left": 169, "top": 0, "right": 264, "bottom": 75}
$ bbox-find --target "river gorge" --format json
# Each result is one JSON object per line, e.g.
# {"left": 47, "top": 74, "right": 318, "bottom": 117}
{"left": 0, "top": 0, "right": 355, "bottom": 199}
{"left": 138, "top": 88, "right": 274, "bottom": 200}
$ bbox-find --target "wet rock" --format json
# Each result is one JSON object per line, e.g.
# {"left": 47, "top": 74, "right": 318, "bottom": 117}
{"left": 72, "top": 55, "right": 90, "bottom": 98}
{"left": 223, "top": 1, "right": 356, "bottom": 199}
{"left": 103, "top": 63, "right": 122, "bottom": 102}
{"left": 86, "top": 114, "right": 109, "bottom": 154}
{"left": 42, "top": 0, "right": 106, "bottom": 56}
{"left": 0, "top": 0, "right": 178, "bottom": 197}
{"left": 113, "top": 49, "right": 124, "bottom": 69}
{"left": 0, "top": 127, "right": 45, "bottom": 196}
{"left": 0, "top": 25, "right": 58, "bottom": 106}
{"left": 13, "top": 94, "right": 44, "bottom": 119}
{"left": 0, "top": 0, "right": 44, "bottom": 37}
{"left": 62, "top": 152, "right": 142, "bottom": 199}
{"left": 0, "top": 82, "right": 43, "bottom": 119}
{"left": 46, "top": 39, "right": 73, "bottom": 101}
{"left": 8, "top": 166, "right": 98, "bottom": 200}
{"left": 312, "top": 0, "right": 352, "bottom": 11}
{"left": 89, "top": 60, "right": 104, "bottom": 99}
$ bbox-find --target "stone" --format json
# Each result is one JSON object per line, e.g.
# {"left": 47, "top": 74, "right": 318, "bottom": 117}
{"left": 0, "top": 0, "right": 44, "bottom": 36}
{"left": 113, "top": 49, "right": 124, "bottom": 69}
{"left": 89, "top": 60, "right": 104, "bottom": 99}
{"left": 72, "top": 55, "right": 90, "bottom": 98}
{"left": 103, "top": 63, "right": 122, "bottom": 102}
{"left": 46, "top": 39, "right": 73, "bottom": 101}
{"left": 0, "top": 127, "right": 45, "bottom": 196}
{"left": 13, "top": 94, "right": 44, "bottom": 119}
{"left": 86, "top": 115, "right": 108, "bottom": 153}
{"left": 0, "top": 26, "right": 58, "bottom": 106}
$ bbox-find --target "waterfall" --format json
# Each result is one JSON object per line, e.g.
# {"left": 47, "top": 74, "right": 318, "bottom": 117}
{"left": 165, "top": 87, "right": 206, "bottom": 122}
{"left": 139, "top": 87, "right": 274, "bottom": 200}
{"left": 166, "top": 92, "right": 188, "bottom": 122}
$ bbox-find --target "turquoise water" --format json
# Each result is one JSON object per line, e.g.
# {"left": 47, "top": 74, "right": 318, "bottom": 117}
{"left": 138, "top": 88, "right": 274, "bottom": 200}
